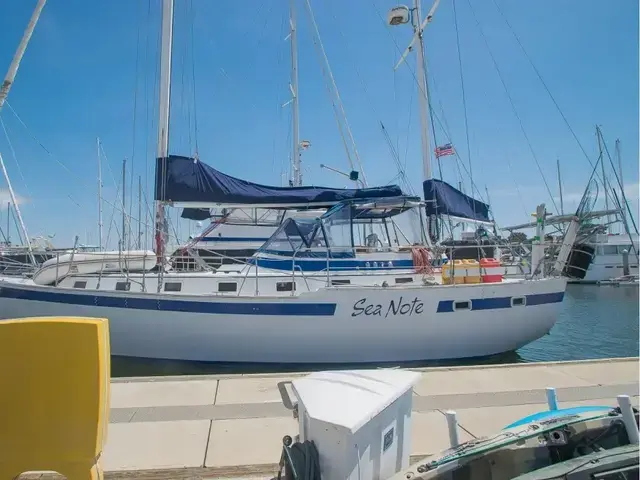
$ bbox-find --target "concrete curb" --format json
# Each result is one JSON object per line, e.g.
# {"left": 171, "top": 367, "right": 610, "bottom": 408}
{"left": 111, "top": 357, "right": 639, "bottom": 384}
{"left": 22, "top": 455, "right": 432, "bottom": 479}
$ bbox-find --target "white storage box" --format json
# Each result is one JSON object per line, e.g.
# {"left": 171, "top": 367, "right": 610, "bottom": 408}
{"left": 292, "top": 369, "right": 421, "bottom": 480}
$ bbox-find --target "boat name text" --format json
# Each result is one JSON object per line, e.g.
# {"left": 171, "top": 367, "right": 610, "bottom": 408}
{"left": 351, "top": 297, "right": 424, "bottom": 318}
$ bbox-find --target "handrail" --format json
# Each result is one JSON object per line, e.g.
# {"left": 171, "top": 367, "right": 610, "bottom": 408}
{"left": 0, "top": 238, "right": 587, "bottom": 291}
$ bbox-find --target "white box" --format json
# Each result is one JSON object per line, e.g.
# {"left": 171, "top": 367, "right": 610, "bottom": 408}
{"left": 292, "top": 369, "right": 421, "bottom": 480}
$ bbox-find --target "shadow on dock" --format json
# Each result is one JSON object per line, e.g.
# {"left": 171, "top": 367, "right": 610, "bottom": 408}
{"left": 111, "top": 350, "right": 525, "bottom": 377}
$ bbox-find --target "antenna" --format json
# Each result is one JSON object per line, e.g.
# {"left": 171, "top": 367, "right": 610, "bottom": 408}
{"left": 97, "top": 137, "right": 103, "bottom": 251}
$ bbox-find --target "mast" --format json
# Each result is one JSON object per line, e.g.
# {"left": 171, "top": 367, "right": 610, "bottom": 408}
{"left": 0, "top": 153, "right": 34, "bottom": 265}
{"left": 556, "top": 158, "right": 564, "bottom": 216}
{"left": 389, "top": 0, "right": 439, "bottom": 240}
{"left": 615, "top": 139, "right": 626, "bottom": 231}
{"left": 97, "top": 137, "right": 103, "bottom": 251}
{"left": 596, "top": 126, "right": 610, "bottom": 225}
{"left": 289, "top": 0, "right": 302, "bottom": 186}
{"left": 121, "top": 158, "right": 127, "bottom": 251}
{"left": 6, "top": 202, "right": 10, "bottom": 244}
{"left": 138, "top": 176, "right": 142, "bottom": 249}
{"left": 0, "top": 0, "right": 47, "bottom": 114}
{"left": 154, "top": 0, "right": 174, "bottom": 265}
{"left": 615, "top": 139, "right": 625, "bottom": 194}
{"left": 412, "top": 0, "right": 432, "bottom": 182}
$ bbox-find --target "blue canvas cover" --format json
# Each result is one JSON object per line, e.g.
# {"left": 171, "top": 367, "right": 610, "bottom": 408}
{"left": 423, "top": 178, "right": 490, "bottom": 222}
{"left": 155, "top": 155, "right": 404, "bottom": 206}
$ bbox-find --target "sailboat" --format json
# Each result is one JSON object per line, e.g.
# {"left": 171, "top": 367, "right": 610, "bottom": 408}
{"left": 0, "top": 0, "right": 578, "bottom": 364}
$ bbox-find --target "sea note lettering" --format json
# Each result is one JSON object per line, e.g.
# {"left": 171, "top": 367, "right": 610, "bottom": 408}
{"left": 352, "top": 297, "right": 424, "bottom": 318}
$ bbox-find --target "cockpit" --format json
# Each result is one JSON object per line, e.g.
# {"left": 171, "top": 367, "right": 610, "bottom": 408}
{"left": 258, "top": 196, "right": 429, "bottom": 259}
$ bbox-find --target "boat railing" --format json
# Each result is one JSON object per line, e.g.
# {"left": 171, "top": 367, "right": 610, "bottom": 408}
{"left": 169, "top": 240, "right": 562, "bottom": 283}
{"left": 23, "top": 239, "right": 570, "bottom": 291}
{"left": 0, "top": 256, "right": 37, "bottom": 277}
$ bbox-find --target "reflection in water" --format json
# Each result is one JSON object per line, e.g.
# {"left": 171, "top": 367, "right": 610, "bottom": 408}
{"left": 112, "top": 284, "right": 638, "bottom": 378}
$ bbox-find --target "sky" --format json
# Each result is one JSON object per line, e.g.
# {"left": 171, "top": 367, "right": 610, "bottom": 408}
{"left": 0, "top": 0, "right": 638, "bottom": 248}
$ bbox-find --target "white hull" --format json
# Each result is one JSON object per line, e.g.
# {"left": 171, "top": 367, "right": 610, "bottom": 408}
{"left": 582, "top": 260, "right": 639, "bottom": 282}
{"left": 577, "top": 235, "right": 639, "bottom": 283}
{"left": 0, "top": 277, "right": 566, "bottom": 363}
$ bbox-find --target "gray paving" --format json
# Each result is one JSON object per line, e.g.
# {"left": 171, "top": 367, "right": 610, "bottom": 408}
{"left": 18, "top": 358, "right": 640, "bottom": 479}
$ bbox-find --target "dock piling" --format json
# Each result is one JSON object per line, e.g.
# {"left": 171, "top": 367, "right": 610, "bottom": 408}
{"left": 445, "top": 410, "right": 460, "bottom": 447}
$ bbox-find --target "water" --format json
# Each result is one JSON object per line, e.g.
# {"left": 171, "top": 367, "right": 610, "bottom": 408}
{"left": 111, "top": 284, "right": 639, "bottom": 377}
{"left": 519, "top": 284, "right": 639, "bottom": 361}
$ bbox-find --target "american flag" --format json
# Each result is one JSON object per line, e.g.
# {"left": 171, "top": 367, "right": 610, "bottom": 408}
{"left": 434, "top": 143, "right": 455, "bottom": 158}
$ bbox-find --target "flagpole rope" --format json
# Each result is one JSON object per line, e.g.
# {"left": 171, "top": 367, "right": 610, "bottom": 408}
{"left": 452, "top": 0, "right": 478, "bottom": 221}
{"left": 465, "top": 0, "right": 559, "bottom": 214}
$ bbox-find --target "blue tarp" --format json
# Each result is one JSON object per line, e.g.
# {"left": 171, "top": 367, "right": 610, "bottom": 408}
{"left": 423, "top": 179, "right": 490, "bottom": 222}
{"left": 155, "top": 155, "right": 404, "bottom": 206}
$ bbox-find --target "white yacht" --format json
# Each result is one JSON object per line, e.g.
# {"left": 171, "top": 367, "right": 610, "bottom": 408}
{"left": 581, "top": 233, "right": 639, "bottom": 282}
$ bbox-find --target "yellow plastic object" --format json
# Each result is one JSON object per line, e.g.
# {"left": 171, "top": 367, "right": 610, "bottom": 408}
{"left": 462, "top": 259, "right": 481, "bottom": 284}
{"left": 441, "top": 259, "right": 465, "bottom": 285}
{"left": 0, "top": 316, "right": 110, "bottom": 480}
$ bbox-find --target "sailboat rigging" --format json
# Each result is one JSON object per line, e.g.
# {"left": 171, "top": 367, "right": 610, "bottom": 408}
{"left": 0, "top": 0, "right": 583, "bottom": 365}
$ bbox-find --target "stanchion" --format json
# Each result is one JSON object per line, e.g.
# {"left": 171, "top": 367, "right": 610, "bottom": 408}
{"left": 445, "top": 410, "right": 459, "bottom": 447}
{"left": 546, "top": 387, "right": 558, "bottom": 410}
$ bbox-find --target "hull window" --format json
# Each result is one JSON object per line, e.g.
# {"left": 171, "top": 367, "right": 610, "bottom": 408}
{"left": 73, "top": 281, "right": 87, "bottom": 289}
{"left": 276, "top": 281, "right": 296, "bottom": 292}
{"left": 331, "top": 279, "right": 351, "bottom": 286}
{"left": 164, "top": 282, "right": 182, "bottom": 292}
{"left": 453, "top": 301, "right": 471, "bottom": 311}
{"left": 115, "top": 282, "right": 131, "bottom": 291}
{"left": 511, "top": 296, "right": 526, "bottom": 307}
{"left": 218, "top": 282, "right": 237, "bottom": 292}
{"left": 395, "top": 277, "right": 413, "bottom": 284}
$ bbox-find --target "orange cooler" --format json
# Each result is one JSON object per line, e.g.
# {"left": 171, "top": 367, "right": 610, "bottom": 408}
{"left": 442, "top": 260, "right": 465, "bottom": 285}
{"left": 480, "top": 258, "right": 503, "bottom": 283}
{"left": 463, "top": 259, "right": 481, "bottom": 283}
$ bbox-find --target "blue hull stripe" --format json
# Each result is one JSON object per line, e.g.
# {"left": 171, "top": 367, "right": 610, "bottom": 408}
{"left": 524, "top": 291, "right": 565, "bottom": 306}
{"left": 0, "top": 285, "right": 565, "bottom": 316}
{"left": 437, "top": 291, "right": 565, "bottom": 313}
{"left": 0, "top": 285, "right": 336, "bottom": 316}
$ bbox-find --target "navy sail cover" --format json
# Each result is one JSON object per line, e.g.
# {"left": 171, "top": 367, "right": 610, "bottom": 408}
{"left": 423, "top": 178, "right": 490, "bottom": 222}
{"left": 156, "top": 155, "right": 404, "bottom": 207}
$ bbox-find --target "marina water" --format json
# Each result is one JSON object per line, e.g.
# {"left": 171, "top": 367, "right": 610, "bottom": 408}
{"left": 112, "top": 284, "right": 639, "bottom": 377}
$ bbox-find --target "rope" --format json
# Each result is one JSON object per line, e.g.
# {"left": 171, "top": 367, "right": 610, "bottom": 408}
{"left": 452, "top": 0, "right": 477, "bottom": 213}
{"left": 0, "top": 115, "right": 33, "bottom": 207}
{"left": 465, "top": 0, "right": 559, "bottom": 214}
{"left": 489, "top": 0, "right": 604, "bottom": 179}
{"left": 303, "top": 0, "right": 367, "bottom": 186}
{"left": 412, "top": 246, "right": 433, "bottom": 274}
{"left": 278, "top": 440, "right": 321, "bottom": 480}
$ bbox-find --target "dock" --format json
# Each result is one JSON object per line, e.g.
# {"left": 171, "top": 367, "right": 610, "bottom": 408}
{"left": 23, "top": 357, "right": 639, "bottom": 480}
